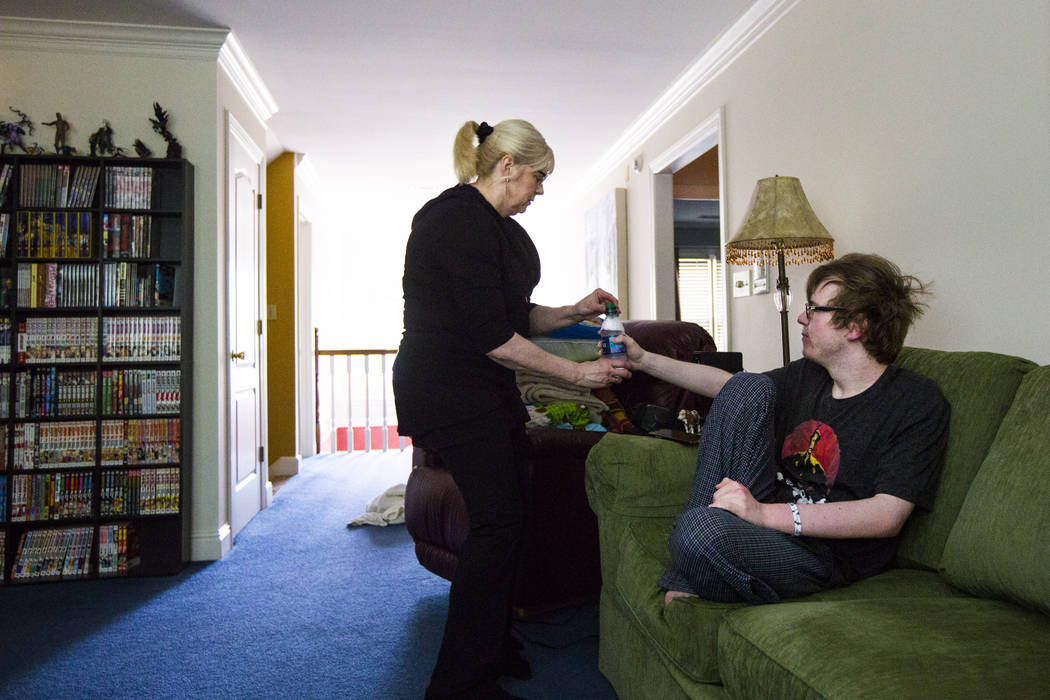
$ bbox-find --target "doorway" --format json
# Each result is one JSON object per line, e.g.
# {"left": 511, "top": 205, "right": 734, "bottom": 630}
{"left": 649, "top": 109, "right": 729, "bottom": 350}
{"left": 226, "top": 112, "right": 268, "bottom": 539}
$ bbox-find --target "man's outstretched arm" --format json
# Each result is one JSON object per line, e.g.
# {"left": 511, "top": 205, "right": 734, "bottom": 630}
{"left": 621, "top": 334, "right": 732, "bottom": 398}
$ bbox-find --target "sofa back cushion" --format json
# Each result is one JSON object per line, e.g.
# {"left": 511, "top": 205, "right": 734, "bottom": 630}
{"left": 892, "top": 348, "right": 1036, "bottom": 570}
{"left": 941, "top": 364, "right": 1050, "bottom": 615}
{"left": 616, "top": 320, "right": 716, "bottom": 414}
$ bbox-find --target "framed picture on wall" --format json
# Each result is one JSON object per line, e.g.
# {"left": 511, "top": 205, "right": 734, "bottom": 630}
{"left": 584, "top": 188, "right": 628, "bottom": 312}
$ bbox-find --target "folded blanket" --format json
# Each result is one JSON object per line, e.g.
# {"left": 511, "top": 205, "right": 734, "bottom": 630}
{"left": 516, "top": 370, "right": 608, "bottom": 424}
{"left": 347, "top": 483, "right": 406, "bottom": 527}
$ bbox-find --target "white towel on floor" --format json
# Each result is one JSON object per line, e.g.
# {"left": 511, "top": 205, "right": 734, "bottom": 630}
{"left": 347, "top": 483, "right": 406, "bottom": 527}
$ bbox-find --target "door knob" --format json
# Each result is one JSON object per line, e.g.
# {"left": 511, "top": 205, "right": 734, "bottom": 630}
{"left": 231, "top": 351, "right": 246, "bottom": 360}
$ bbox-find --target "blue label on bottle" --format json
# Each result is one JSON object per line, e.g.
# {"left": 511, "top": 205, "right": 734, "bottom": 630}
{"left": 601, "top": 336, "right": 626, "bottom": 357}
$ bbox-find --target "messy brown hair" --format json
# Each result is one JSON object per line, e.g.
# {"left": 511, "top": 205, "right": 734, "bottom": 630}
{"left": 806, "top": 253, "right": 931, "bottom": 364}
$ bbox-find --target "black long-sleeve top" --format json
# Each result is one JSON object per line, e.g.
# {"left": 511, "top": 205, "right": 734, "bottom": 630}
{"left": 392, "top": 184, "right": 540, "bottom": 442}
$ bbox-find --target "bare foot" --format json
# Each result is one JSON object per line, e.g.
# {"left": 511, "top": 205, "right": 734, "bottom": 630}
{"left": 664, "top": 589, "right": 698, "bottom": 606}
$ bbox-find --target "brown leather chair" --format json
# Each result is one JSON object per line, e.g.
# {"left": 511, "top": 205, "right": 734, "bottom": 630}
{"left": 404, "top": 320, "right": 717, "bottom": 615}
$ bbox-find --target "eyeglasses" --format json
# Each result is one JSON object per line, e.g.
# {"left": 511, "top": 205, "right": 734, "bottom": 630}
{"left": 804, "top": 303, "right": 848, "bottom": 319}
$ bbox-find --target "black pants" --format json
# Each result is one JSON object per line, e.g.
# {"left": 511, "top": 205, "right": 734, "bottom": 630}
{"left": 424, "top": 415, "right": 528, "bottom": 698}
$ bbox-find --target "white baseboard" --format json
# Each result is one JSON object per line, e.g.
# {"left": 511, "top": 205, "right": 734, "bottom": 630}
{"left": 190, "top": 523, "right": 232, "bottom": 561}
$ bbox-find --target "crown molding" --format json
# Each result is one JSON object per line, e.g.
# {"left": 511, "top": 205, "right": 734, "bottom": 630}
{"left": 0, "top": 15, "right": 228, "bottom": 59}
{"left": 218, "top": 31, "right": 279, "bottom": 124}
{"left": 0, "top": 17, "right": 278, "bottom": 124}
{"left": 574, "top": 0, "right": 800, "bottom": 197}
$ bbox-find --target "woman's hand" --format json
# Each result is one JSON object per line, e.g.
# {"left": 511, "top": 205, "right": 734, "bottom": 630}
{"left": 572, "top": 288, "right": 619, "bottom": 321}
{"left": 574, "top": 356, "right": 632, "bottom": 389}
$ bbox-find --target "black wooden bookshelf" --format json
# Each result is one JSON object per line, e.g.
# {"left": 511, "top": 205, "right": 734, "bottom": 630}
{"left": 0, "top": 153, "right": 192, "bottom": 582}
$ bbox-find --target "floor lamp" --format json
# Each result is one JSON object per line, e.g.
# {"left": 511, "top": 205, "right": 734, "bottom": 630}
{"left": 725, "top": 176, "right": 835, "bottom": 366}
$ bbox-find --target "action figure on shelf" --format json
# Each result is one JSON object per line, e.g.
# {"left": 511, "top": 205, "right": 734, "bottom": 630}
{"left": 42, "top": 112, "right": 75, "bottom": 154}
{"left": 149, "top": 102, "right": 182, "bottom": 158}
{"left": 133, "top": 138, "right": 153, "bottom": 158}
{"left": 89, "top": 121, "right": 117, "bottom": 156}
{"left": 1, "top": 106, "right": 34, "bottom": 154}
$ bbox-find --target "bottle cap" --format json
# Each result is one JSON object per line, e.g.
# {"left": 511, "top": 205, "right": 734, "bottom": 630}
{"left": 604, "top": 302, "right": 616, "bottom": 314}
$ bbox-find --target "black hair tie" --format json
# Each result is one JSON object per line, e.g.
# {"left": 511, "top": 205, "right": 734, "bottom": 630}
{"left": 476, "top": 121, "right": 494, "bottom": 144}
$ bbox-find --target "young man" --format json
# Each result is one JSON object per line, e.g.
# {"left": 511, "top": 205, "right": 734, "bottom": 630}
{"left": 620, "top": 253, "right": 950, "bottom": 605}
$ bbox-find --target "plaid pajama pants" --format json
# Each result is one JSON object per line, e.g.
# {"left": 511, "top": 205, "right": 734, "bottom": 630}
{"left": 657, "top": 372, "right": 841, "bottom": 604}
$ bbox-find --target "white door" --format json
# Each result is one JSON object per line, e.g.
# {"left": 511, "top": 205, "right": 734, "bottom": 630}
{"left": 226, "top": 113, "right": 266, "bottom": 539}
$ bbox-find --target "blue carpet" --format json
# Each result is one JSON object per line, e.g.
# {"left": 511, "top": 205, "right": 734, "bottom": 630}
{"left": 0, "top": 451, "right": 616, "bottom": 699}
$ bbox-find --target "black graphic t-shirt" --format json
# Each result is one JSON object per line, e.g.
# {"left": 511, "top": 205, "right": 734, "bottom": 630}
{"left": 764, "top": 359, "right": 950, "bottom": 581}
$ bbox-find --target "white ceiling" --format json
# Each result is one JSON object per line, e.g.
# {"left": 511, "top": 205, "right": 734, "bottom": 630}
{"left": 3, "top": 0, "right": 753, "bottom": 211}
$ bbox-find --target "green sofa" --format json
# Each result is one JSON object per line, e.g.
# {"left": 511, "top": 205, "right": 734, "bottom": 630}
{"left": 585, "top": 347, "right": 1050, "bottom": 699}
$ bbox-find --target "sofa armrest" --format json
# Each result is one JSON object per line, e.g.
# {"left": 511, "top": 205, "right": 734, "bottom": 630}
{"left": 585, "top": 433, "right": 698, "bottom": 519}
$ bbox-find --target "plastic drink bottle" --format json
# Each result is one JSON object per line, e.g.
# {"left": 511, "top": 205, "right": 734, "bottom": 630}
{"left": 600, "top": 302, "right": 626, "bottom": 359}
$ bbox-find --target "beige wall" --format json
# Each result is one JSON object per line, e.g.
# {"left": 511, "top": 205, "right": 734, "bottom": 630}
{"left": 0, "top": 18, "right": 272, "bottom": 560}
{"left": 583, "top": 0, "right": 1050, "bottom": 369}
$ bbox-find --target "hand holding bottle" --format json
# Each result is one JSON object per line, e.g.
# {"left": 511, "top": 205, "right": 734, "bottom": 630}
{"left": 572, "top": 288, "right": 619, "bottom": 321}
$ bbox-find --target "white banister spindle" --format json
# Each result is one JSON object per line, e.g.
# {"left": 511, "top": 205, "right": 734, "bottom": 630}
{"left": 313, "top": 346, "right": 402, "bottom": 454}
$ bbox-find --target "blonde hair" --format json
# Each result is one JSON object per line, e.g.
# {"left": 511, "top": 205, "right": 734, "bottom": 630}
{"left": 452, "top": 119, "right": 555, "bottom": 184}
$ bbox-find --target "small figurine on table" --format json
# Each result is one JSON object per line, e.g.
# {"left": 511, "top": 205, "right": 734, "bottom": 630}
{"left": 678, "top": 409, "right": 701, "bottom": 435}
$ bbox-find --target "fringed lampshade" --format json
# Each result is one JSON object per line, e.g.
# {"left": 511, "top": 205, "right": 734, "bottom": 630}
{"left": 726, "top": 176, "right": 834, "bottom": 365}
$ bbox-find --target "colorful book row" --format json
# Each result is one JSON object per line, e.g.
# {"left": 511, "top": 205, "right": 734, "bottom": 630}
{"left": 0, "top": 163, "right": 13, "bottom": 205}
{"left": 102, "top": 368, "right": 181, "bottom": 415}
{"left": 10, "top": 417, "right": 181, "bottom": 469}
{"left": 100, "top": 467, "right": 180, "bottom": 516}
{"left": 0, "top": 317, "right": 10, "bottom": 363}
{"left": 0, "top": 213, "right": 9, "bottom": 255}
{"left": 18, "top": 164, "right": 101, "bottom": 209}
{"left": 98, "top": 522, "right": 139, "bottom": 576}
{"left": 102, "top": 316, "right": 181, "bottom": 361}
{"left": 15, "top": 368, "right": 95, "bottom": 418}
{"left": 17, "top": 316, "right": 97, "bottom": 363}
{"left": 103, "top": 262, "right": 177, "bottom": 308}
{"left": 14, "top": 211, "right": 94, "bottom": 258}
{"left": 104, "top": 167, "right": 153, "bottom": 209}
{"left": 13, "top": 421, "right": 96, "bottom": 470}
{"left": 103, "top": 214, "right": 154, "bottom": 258}
{"left": 100, "top": 418, "right": 181, "bottom": 466}
{"left": 8, "top": 470, "right": 93, "bottom": 521}
{"left": 10, "top": 526, "right": 95, "bottom": 580}
{"left": 17, "top": 262, "right": 99, "bottom": 308}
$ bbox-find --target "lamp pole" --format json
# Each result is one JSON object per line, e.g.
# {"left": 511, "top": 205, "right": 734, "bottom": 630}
{"left": 775, "top": 244, "right": 791, "bottom": 366}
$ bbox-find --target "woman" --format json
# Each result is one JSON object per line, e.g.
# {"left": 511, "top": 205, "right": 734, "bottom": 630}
{"left": 393, "top": 119, "right": 630, "bottom": 699}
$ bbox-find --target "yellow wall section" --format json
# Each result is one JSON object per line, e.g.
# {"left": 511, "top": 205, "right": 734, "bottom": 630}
{"left": 265, "top": 152, "right": 297, "bottom": 464}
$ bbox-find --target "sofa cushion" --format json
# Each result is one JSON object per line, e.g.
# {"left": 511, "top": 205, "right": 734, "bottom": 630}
{"left": 805, "top": 566, "right": 967, "bottom": 602}
{"left": 585, "top": 433, "right": 698, "bottom": 518}
{"left": 892, "top": 348, "right": 1036, "bottom": 570}
{"left": 941, "top": 364, "right": 1050, "bottom": 615}
{"left": 718, "top": 597, "right": 1050, "bottom": 699}
{"left": 614, "top": 519, "right": 743, "bottom": 684}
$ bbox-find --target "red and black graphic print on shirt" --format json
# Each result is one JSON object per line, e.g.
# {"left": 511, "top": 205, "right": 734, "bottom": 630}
{"left": 778, "top": 420, "right": 841, "bottom": 503}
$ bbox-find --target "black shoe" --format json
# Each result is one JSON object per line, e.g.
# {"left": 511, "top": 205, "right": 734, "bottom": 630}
{"left": 498, "top": 649, "right": 532, "bottom": 681}
{"left": 425, "top": 680, "right": 526, "bottom": 700}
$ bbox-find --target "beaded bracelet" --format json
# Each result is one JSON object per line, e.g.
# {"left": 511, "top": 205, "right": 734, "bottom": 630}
{"left": 789, "top": 503, "right": 802, "bottom": 537}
